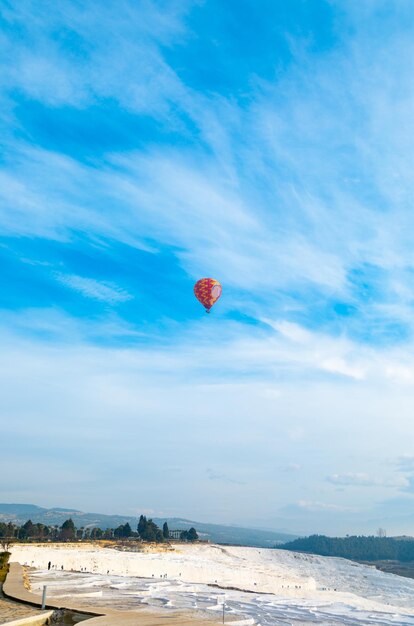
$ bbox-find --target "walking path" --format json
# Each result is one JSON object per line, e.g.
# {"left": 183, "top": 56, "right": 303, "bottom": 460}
{"left": 0, "top": 583, "right": 46, "bottom": 625}
{"left": 3, "top": 563, "right": 226, "bottom": 626}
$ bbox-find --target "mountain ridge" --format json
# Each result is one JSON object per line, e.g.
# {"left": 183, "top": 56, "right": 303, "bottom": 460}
{"left": 0, "top": 503, "right": 299, "bottom": 547}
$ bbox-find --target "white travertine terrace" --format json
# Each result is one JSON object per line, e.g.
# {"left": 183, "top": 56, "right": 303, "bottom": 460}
{"left": 9, "top": 543, "right": 414, "bottom": 625}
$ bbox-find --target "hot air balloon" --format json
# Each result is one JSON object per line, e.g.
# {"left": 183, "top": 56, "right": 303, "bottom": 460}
{"left": 194, "top": 278, "right": 222, "bottom": 313}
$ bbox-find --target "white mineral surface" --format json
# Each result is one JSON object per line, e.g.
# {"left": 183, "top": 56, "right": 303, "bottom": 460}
{"left": 9, "top": 543, "right": 414, "bottom": 625}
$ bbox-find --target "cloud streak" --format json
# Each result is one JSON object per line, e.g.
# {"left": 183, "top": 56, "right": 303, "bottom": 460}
{"left": 55, "top": 273, "right": 133, "bottom": 303}
{"left": 327, "top": 473, "right": 409, "bottom": 489}
{"left": 1, "top": 1, "right": 414, "bottom": 531}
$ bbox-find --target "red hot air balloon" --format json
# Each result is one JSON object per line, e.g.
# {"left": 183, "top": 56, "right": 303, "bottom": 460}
{"left": 194, "top": 278, "right": 222, "bottom": 313}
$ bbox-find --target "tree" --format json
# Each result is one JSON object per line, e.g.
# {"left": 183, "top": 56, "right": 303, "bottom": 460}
{"left": 60, "top": 518, "right": 76, "bottom": 541}
{"left": 19, "top": 520, "right": 34, "bottom": 540}
{"left": 279, "top": 534, "right": 410, "bottom": 561}
{"left": 147, "top": 519, "right": 163, "bottom": 542}
{"left": 163, "top": 522, "right": 169, "bottom": 540}
{"left": 137, "top": 516, "right": 163, "bottom": 542}
{"left": 138, "top": 515, "right": 147, "bottom": 539}
{"left": 0, "top": 522, "right": 16, "bottom": 551}
{"left": 114, "top": 525, "right": 125, "bottom": 539}
{"left": 0, "top": 537, "right": 13, "bottom": 551}
{"left": 91, "top": 527, "right": 103, "bottom": 540}
{"left": 144, "top": 523, "right": 156, "bottom": 542}
{"left": 35, "top": 523, "right": 49, "bottom": 539}
{"left": 114, "top": 523, "right": 132, "bottom": 539}
{"left": 123, "top": 523, "right": 132, "bottom": 538}
{"left": 178, "top": 528, "right": 198, "bottom": 542}
{"left": 187, "top": 527, "right": 198, "bottom": 542}
{"left": 52, "top": 526, "right": 60, "bottom": 540}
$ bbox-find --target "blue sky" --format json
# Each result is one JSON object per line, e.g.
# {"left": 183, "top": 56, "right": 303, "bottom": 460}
{"left": 2, "top": 0, "right": 414, "bottom": 534}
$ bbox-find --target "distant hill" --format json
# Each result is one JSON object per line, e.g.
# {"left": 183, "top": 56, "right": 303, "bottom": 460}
{"left": 0, "top": 503, "right": 137, "bottom": 531}
{"left": 280, "top": 534, "right": 414, "bottom": 561}
{"left": 0, "top": 504, "right": 46, "bottom": 517}
{"left": 152, "top": 517, "right": 298, "bottom": 547}
{"left": 0, "top": 503, "right": 298, "bottom": 547}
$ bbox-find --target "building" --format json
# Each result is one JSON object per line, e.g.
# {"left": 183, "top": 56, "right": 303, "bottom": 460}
{"left": 169, "top": 529, "right": 184, "bottom": 540}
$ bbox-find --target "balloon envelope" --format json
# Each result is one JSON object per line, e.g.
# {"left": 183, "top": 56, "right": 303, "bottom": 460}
{"left": 194, "top": 278, "right": 222, "bottom": 312}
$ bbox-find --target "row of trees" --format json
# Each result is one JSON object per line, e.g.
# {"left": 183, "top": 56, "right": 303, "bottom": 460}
{"left": 0, "top": 517, "right": 198, "bottom": 548}
{"left": 116, "top": 516, "right": 198, "bottom": 542}
{"left": 280, "top": 534, "right": 414, "bottom": 562}
{"left": 0, "top": 519, "right": 110, "bottom": 545}
{"left": 138, "top": 515, "right": 165, "bottom": 542}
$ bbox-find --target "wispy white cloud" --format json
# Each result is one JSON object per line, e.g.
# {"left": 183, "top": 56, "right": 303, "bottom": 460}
{"left": 1, "top": 1, "right": 414, "bottom": 321}
{"left": 395, "top": 455, "right": 414, "bottom": 472}
{"left": 296, "top": 501, "right": 355, "bottom": 513}
{"left": 283, "top": 464, "right": 302, "bottom": 472}
{"left": 0, "top": 313, "right": 414, "bottom": 528}
{"left": 55, "top": 273, "right": 133, "bottom": 303}
{"left": 206, "top": 469, "right": 246, "bottom": 486}
{"left": 1, "top": 0, "right": 191, "bottom": 111}
{"left": 327, "top": 473, "right": 409, "bottom": 489}
{"left": 2, "top": 1, "right": 414, "bottom": 530}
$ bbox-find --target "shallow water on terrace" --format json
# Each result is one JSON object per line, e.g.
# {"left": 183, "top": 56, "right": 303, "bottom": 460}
{"left": 28, "top": 569, "right": 414, "bottom": 626}
{"left": 54, "top": 611, "right": 90, "bottom": 625}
